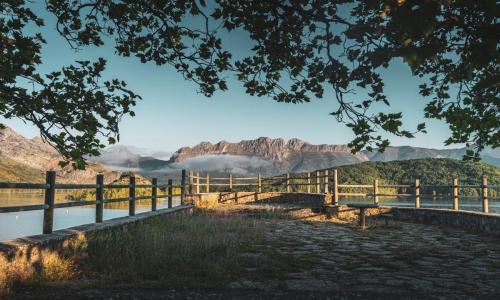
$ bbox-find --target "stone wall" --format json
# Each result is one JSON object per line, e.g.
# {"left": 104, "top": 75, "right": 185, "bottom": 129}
{"left": 326, "top": 205, "right": 500, "bottom": 236}
{"left": 390, "top": 207, "right": 500, "bottom": 236}
{"left": 185, "top": 192, "right": 330, "bottom": 208}
{"left": 0, "top": 205, "right": 194, "bottom": 256}
{"left": 324, "top": 205, "right": 391, "bottom": 221}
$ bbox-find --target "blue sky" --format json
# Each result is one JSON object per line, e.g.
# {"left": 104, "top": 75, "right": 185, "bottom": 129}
{"left": 3, "top": 3, "right": 460, "bottom": 152}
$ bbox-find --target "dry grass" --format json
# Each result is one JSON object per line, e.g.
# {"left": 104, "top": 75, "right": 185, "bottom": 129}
{"left": 0, "top": 208, "right": 267, "bottom": 294}
{"left": 80, "top": 209, "right": 265, "bottom": 287}
{"left": 203, "top": 203, "right": 313, "bottom": 219}
{"left": 0, "top": 248, "right": 77, "bottom": 295}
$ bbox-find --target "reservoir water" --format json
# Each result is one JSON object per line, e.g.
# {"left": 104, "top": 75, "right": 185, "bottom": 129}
{"left": 339, "top": 196, "right": 500, "bottom": 213}
{"left": 1, "top": 192, "right": 498, "bottom": 241}
{"left": 0, "top": 191, "right": 181, "bottom": 241}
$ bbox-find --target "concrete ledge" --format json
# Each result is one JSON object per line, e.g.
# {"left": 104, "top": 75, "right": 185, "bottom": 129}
{"left": 0, "top": 205, "right": 194, "bottom": 256}
{"left": 186, "top": 192, "right": 330, "bottom": 208}
{"left": 326, "top": 204, "right": 500, "bottom": 236}
{"left": 324, "top": 205, "right": 391, "bottom": 220}
{"left": 390, "top": 207, "right": 500, "bottom": 236}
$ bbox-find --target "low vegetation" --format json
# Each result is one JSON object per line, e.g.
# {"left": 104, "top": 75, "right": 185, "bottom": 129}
{"left": 0, "top": 209, "right": 265, "bottom": 295}
{"left": 81, "top": 210, "right": 264, "bottom": 286}
{"left": 0, "top": 246, "right": 78, "bottom": 295}
{"left": 0, "top": 156, "right": 44, "bottom": 183}
{"left": 262, "top": 159, "right": 500, "bottom": 197}
{"left": 333, "top": 159, "right": 500, "bottom": 186}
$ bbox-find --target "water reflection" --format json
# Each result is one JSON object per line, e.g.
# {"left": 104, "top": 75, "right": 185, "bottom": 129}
{"left": 2, "top": 192, "right": 499, "bottom": 241}
{"left": 0, "top": 191, "right": 181, "bottom": 241}
{"left": 339, "top": 196, "right": 500, "bottom": 213}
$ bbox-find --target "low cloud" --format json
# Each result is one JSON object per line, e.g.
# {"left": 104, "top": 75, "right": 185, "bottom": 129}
{"left": 170, "top": 154, "right": 272, "bottom": 175}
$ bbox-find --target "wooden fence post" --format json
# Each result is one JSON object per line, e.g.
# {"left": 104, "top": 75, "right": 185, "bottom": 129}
{"left": 482, "top": 176, "right": 489, "bottom": 213}
{"left": 286, "top": 173, "right": 290, "bottom": 193}
{"left": 151, "top": 178, "right": 157, "bottom": 211}
{"left": 188, "top": 170, "right": 193, "bottom": 194}
{"left": 333, "top": 169, "right": 338, "bottom": 205}
{"left": 373, "top": 179, "right": 379, "bottom": 204}
{"left": 415, "top": 179, "right": 420, "bottom": 209}
{"left": 324, "top": 170, "right": 329, "bottom": 194}
{"left": 167, "top": 179, "right": 173, "bottom": 208}
{"left": 307, "top": 172, "right": 311, "bottom": 193}
{"left": 229, "top": 173, "right": 233, "bottom": 191}
{"left": 95, "top": 174, "right": 104, "bottom": 223}
{"left": 258, "top": 173, "right": 262, "bottom": 193}
{"left": 206, "top": 173, "right": 210, "bottom": 193}
{"left": 316, "top": 171, "right": 320, "bottom": 193}
{"left": 181, "top": 169, "right": 186, "bottom": 204}
{"left": 43, "top": 171, "right": 56, "bottom": 234}
{"left": 196, "top": 172, "right": 200, "bottom": 194}
{"left": 453, "top": 177, "right": 458, "bottom": 210}
{"left": 129, "top": 175, "right": 136, "bottom": 216}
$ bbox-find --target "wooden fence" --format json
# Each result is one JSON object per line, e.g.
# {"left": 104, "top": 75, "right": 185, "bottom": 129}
{"left": 1, "top": 168, "right": 498, "bottom": 237}
{"left": 0, "top": 170, "right": 187, "bottom": 234}
{"left": 188, "top": 169, "right": 498, "bottom": 214}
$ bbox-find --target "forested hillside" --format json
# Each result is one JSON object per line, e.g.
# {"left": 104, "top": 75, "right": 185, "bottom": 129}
{"left": 331, "top": 159, "right": 500, "bottom": 185}
{"left": 0, "top": 156, "right": 44, "bottom": 183}
{"left": 268, "top": 159, "right": 500, "bottom": 197}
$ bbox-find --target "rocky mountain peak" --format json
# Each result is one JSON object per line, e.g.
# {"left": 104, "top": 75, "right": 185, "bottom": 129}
{"left": 0, "top": 126, "right": 121, "bottom": 183}
{"left": 171, "top": 137, "right": 358, "bottom": 162}
{"left": 0, "top": 126, "right": 59, "bottom": 170}
{"left": 286, "top": 138, "right": 306, "bottom": 151}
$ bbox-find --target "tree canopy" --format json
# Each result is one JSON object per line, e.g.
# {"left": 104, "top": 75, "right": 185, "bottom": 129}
{"left": 1, "top": 0, "right": 498, "bottom": 168}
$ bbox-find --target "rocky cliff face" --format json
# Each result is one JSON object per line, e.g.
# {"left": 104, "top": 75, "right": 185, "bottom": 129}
{"left": 171, "top": 137, "right": 368, "bottom": 163}
{"left": 0, "top": 126, "right": 121, "bottom": 183}
{"left": 0, "top": 127, "right": 59, "bottom": 170}
{"left": 165, "top": 137, "right": 499, "bottom": 176}
{"left": 7, "top": 125, "right": 490, "bottom": 179}
{"left": 165, "top": 137, "right": 369, "bottom": 176}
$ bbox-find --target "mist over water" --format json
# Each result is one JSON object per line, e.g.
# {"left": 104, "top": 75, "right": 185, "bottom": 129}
{"left": 170, "top": 155, "right": 273, "bottom": 175}
{"left": 2, "top": 190, "right": 498, "bottom": 241}
{"left": 90, "top": 153, "right": 275, "bottom": 177}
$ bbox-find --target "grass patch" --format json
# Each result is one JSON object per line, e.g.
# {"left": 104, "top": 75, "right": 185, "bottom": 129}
{"left": 0, "top": 248, "right": 78, "bottom": 296}
{"left": 0, "top": 209, "right": 266, "bottom": 294}
{"left": 1, "top": 205, "right": 348, "bottom": 295}
{"left": 79, "top": 210, "right": 265, "bottom": 287}
{"left": 202, "top": 204, "right": 303, "bottom": 220}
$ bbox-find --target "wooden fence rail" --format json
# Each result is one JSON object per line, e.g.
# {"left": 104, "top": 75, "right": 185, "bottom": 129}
{"left": 0, "top": 170, "right": 188, "bottom": 234}
{"left": 1, "top": 168, "right": 499, "bottom": 237}
{"left": 188, "top": 170, "right": 497, "bottom": 214}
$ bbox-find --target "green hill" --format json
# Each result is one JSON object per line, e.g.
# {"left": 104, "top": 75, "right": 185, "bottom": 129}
{"left": 0, "top": 156, "right": 44, "bottom": 182}
{"left": 271, "top": 158, "right": 500, "bottom": 197}
{"left": 331, "top": 158, "right": 500, "bottom": 185}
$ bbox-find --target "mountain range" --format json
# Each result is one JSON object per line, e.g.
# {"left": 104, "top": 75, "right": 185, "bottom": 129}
{"left": 0, "top": 126, "right": 498, "bottom": 182}
{"left": 0, "top": 126, "right": 121, "bottom": 183}
{"left": 89, "top": 136, "right": 500, "bottom": 177}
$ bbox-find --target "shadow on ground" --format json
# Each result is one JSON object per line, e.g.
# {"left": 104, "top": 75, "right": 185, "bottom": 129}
{"left": 7, "top": 203, "right": 500, "bottom": 299}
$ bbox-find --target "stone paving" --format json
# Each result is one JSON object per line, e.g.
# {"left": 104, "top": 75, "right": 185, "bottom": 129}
{"left": 225, "top": 204, "right": 500, "bottom": 299}
{"left": 10, "top": 204, "right": 500, "bottom": 299}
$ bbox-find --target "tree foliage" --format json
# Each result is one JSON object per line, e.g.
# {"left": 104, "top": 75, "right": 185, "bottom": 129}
{"left": 0, "top": 1, "right": 139, "bottom": 169}
{"left": 278, "top": 158, "right": 500, "bottom": 197}
{"left": 1, "top": 0, "right": 498, "bottom": 168}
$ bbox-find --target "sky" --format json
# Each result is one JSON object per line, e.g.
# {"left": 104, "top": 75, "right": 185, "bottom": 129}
{"left": 2, "top": 3, "right": 461, "bottom": 153}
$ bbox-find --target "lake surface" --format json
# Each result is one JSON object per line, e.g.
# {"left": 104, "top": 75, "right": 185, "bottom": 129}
{"left": 0, "top": 191, "right": 180, "bottom": 241}
{"left": 339, "top": 196, "right": 500, "bottom": 213}
{"left": 1, "top": 192, "right": 499, "bottom": 241}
